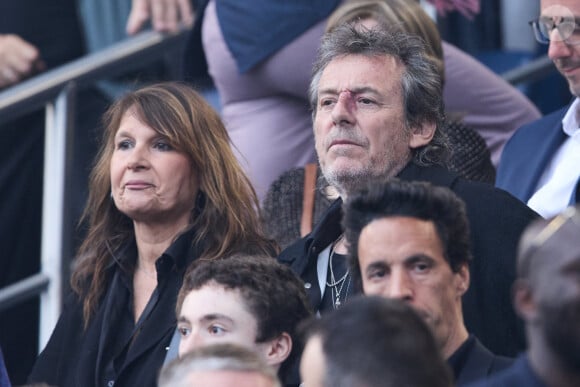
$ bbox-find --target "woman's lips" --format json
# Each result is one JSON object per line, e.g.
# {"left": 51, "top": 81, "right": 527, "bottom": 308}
{"left": 124, "top": 181, "right": 154, "bottom": 190}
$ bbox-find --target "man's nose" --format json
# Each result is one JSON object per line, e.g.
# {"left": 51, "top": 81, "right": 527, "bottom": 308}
{"left": 178, "top": 331, "right": 204, "bottom": 357}
{"left": 386, "top": 269, "right": 413, "bottom": 301}
{"left": 331, "top": 90, "right": 356, "bottom": 125}
{"left": 548, "top": 28, "right": 573, "bottom": 60}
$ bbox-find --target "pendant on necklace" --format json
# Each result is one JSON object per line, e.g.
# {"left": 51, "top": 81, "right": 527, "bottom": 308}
{"left": 335, "top": 299, "right": 341, "bottom": 307}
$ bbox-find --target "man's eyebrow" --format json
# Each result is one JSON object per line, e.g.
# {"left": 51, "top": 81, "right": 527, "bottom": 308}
{"left": 318, "top": 86, "right": 381, "bottom": 96}
{"left": 177, "top": 315, "right": 190, "bottom": 324}
{"left": 365, "top": 261, "right": 388, "bottom": 273}
{"left": 404, "top": 254, "right": 435, "bottom": 264}
{"left": 199, "top": 313, "right": 235, "bottom": 324}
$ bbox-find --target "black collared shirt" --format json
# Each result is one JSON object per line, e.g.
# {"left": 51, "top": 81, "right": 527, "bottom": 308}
{"left": 100, "top": 229, "right": 197, "bottom": 387}
{"left": 448, "top": 335, "right": 476, "bottom": 380}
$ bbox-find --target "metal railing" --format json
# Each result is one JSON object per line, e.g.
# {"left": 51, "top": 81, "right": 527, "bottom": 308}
{"left": 0, "top": 28, "right": 189, "bottom": 349}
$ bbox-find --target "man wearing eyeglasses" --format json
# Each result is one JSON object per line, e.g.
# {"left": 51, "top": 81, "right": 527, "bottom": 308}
{"left": 496, "top": 1, "right": 580, "bottom": 219}
{"left": 466, "top": 204, "right": 580, "bottom": 387}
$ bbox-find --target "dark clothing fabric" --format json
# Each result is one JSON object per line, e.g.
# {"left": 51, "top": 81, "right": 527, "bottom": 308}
{"left": 0, "top": 348, "right": 10, "bottom": 387}
{"left": 278, "top": 162, "right": 538, "bottom": 356}
{"left": 0, "top": 0, "right": 84, "bottom": 70}
{"left": 449, "top": 336, "right": 513, "bottom": 386}
{"left": 465, "top": 355, "right": 547, "bottom": 387}
{"left": 496, "top": 105, "right": 571, "bottom": 204}
{"left": 28, "top": 229, "right": 202, "bottom": 387}
{"left": 184, "top": 0, "right": 341, "bottom": 77}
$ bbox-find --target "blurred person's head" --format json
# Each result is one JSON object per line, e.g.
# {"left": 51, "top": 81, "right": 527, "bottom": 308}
{"left": 514, "top": 205, "right": 580, "bottom": 375}
{"left": 72, "top": 82, "right": 277, "bottom": 325}
{"left": 176, "top": 255, "right": 312, "bottom": 381}
{"left": 299, "top": 296, "right": 453, "bottom": 387}
{"left": 309, "top": 25, "right": 447, "bottom": 197}
{"left": 159, "top": 343, "right": 281, "bottom": 387}
{"left": 343, "top": 178, "right": 471, "bottom": 357}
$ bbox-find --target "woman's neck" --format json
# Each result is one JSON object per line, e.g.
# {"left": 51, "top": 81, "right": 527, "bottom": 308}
{"left": 133, "top": 219, "right": 189, "bottom": 269}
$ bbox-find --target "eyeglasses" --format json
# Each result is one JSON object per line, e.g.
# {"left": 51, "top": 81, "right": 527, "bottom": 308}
{"left": 529, "top": 16, "right": 580, "bottom": 46}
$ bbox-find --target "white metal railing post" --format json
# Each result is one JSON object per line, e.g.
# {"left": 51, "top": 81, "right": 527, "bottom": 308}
{"left": 39, "top": 85, "right": 75, "bottom": 350}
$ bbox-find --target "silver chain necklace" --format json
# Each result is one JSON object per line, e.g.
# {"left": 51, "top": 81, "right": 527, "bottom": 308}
{"left": 326, "top": 236, "right": 351, "bottom": 309}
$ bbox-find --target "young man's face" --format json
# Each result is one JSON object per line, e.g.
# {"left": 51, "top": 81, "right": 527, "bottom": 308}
{"left": 177, "top": 282, "right": 270, "bottom": 360}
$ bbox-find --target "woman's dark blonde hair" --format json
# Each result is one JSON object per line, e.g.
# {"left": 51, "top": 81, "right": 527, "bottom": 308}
{"left": 326, "top": 0, "right": 445, "bottom": 83}
{"left": 71, "top": 82, "right": 277, "bottom": 325}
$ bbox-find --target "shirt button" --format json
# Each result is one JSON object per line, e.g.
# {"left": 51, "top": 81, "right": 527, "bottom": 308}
{"left": 107, "top": 380, "right": 115, "bottom": 387}
{"left": 304, "top": 282, "right": 312, "bottom": 289}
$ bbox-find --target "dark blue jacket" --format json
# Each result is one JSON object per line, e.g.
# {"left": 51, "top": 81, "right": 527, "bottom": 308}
{"left": 496, "top": 104, "right": 579, "bottom": 205}
{"left": 452, "top": 336, "right": 513, "bottom": 386}
{"left": 465, "top": 355, "right": 547, "bottom": 387}
{"left": 184, "top": 0, "right": 341, "bottom": 78}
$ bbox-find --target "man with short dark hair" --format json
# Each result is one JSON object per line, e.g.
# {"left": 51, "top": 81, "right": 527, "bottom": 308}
{"left": 468, "top": 205, "right": 580, "bottom": 387}
{"left": 343, "top": 178, "right": 512, "bottom": 385}
{"left": 159, "top": 343, "right": 281, "bottom": 387}
{"left": 278, "top": 24, "right": 537, "bottom": 356}
{"left": 300, "top": 296, "right": 453, "bottom": 387}
{"left": 174, "top": 255, "right": 313, "bottom": 387}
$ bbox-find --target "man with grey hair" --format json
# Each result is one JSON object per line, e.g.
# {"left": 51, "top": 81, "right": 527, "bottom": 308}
{"left": 467, "top": 205, "right": 580, "bottom": 387}
{"left": 278, "top": 24, "right": 537, "bottom": 356}
{"left": 159, "top": 343, "right": 281, "bottom": 387}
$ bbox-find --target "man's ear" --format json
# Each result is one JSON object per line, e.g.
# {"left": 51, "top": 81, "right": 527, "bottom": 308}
{"left": 263, "top": 332, "right": 293, "bottom": 368}
{"left": 409, "top": 121, "right": 436, "bottom": 149}
{"left": 454, "top": 263, "right": 470, "bottom": 297}
{"left": 513, "top": 279, "right": 536, "bottom": 322}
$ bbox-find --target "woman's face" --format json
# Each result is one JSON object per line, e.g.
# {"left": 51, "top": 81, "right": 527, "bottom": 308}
{"left": 110, "top": 109, "right": 198, "bottom": 226}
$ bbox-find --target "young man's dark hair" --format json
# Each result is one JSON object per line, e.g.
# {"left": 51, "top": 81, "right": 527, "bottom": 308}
{"left": 300, "top": 295, "right": 453, "bottom": 387}
{"left": 177, "top": 254, "right": 313, "bottom": 385}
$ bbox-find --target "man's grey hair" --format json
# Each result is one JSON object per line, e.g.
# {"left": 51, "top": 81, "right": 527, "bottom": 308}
{"left": 309, "top": 24, "right": 449, "bottom": 166}
{"left": 158, "top": 343, "right": 281, "bottom": 387}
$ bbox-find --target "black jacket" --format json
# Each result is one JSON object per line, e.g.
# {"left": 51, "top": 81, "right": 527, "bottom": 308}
{"left": 278, "top": 163, "right": 538, "bottom": 356}
{"left": 451, "top": 336, "right": 513, "bottom": 386}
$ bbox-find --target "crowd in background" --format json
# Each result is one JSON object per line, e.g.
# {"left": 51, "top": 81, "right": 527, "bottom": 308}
{"left": 0, "top": 0, "right": 579, "bottom": 386}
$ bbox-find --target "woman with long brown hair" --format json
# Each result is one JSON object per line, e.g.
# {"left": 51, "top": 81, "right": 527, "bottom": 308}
{"left": 29, "top": 82, "right": 277, "bottom": 387}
